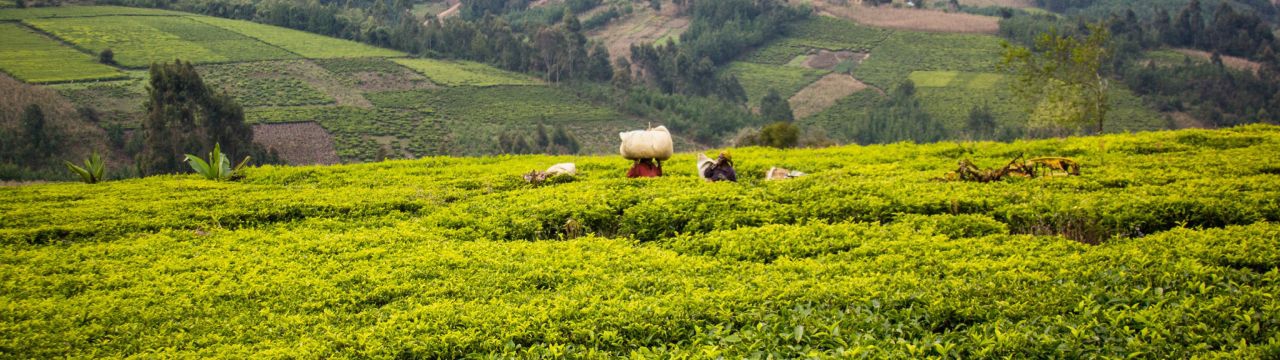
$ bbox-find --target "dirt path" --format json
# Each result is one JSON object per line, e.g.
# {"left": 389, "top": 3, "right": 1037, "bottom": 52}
{"left": 789, "top": 73, "right": 871, "bottom": 119}
{"left": 435, "top": 2, "right": 461, "bottom": 21}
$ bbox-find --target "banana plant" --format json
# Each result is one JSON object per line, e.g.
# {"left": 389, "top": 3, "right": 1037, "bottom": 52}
{"left": 63, "top": 152, "right": 106, "bottom": 184}
{"left": 185, "top": 143, "right": 251, "bottom": 181}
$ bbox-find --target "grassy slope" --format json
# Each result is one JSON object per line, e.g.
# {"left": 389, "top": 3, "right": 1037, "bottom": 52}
{"left": 3, "top": 125, "right": 1280, "bottom": 357}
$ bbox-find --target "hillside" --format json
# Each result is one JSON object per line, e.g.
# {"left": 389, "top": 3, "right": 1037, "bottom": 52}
{"left": 3, "top": 125, "right": 1280, "bottom": 357}
{"left": 0, "top": 5, "right": 657, "bottom": 168}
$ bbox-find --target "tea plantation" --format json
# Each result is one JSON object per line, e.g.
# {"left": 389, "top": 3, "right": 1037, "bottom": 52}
{"left": 3, "top": 125, "right": 1279, "bottom": 357}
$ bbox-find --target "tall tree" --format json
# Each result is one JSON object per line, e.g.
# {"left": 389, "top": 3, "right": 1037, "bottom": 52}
{"left": 139, "top": 60, "right": 265, "bottom": 175}
{"left": 1001, "top": 23, "right": 1112, "bottom": 134}
{"left": 759, "top": 89, "right": 795, "bottom": 123}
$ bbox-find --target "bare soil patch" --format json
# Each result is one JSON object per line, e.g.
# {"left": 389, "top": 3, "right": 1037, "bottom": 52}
{"left": 1173, "top": 48, "right": 1263, "bottom": 74}
{"left": 803, "top": 50, "right": 867, "bottom": 70}
{"left": 800, "top": 0, "right": 1000, "bottom": 34}
{"left": 351, "top": 71, "right": 436, "bottom": 92}
{"left": 589, "top": 2, "right": 690, "bottom": 59}
{"left": 252, "top": 122, "right": 341, "bottom": 165}
{"left": 436, "top": 2, "right": 461, "bottom": 20}
{"left": 959, "top": 0, "right": 1032, "bottom": 7}
{"left": 789, "top": 73, "right": 870, "bottom": 118}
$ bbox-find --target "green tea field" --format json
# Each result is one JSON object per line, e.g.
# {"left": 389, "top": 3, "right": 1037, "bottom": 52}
{"left": 3, "top": 125, "right": 1279, "bottom": 357}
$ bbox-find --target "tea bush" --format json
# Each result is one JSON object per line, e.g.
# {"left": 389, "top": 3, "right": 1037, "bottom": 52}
{"left": 2, "top": 125, "right": 1279, "bottom": 357}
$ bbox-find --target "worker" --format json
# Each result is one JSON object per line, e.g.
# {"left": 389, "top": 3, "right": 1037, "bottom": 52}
{"left": 627, "top": 158, "right": 662, "bottom": 178}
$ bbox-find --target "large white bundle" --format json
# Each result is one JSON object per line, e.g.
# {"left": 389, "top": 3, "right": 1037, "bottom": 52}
{"left": 619, "top": 126, "right": 674, "bottom": 160}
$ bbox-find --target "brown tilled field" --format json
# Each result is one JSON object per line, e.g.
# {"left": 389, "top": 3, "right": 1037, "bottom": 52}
{"left": 788, "top": 73, "right": 873, "bottom": 118}
{"left": 1173, "top": 48, "right": 1263, "bottom": 74}
{"left": 803, "top": 50, "right": 867, "bottom": 70}
{"left": 800, "top": 0, "right": 1000, "bottom": 34}
{"left": 958, "top": 0, "right": 1033, "bottom": 7}
{"left": 252, "top": 122, "right": 341, "bottom": 165}
{"left": 588, "top": 1, "right": 690, "bottom": 60}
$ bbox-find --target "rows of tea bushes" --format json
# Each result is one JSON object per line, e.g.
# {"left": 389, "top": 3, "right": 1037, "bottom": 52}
{"left": 1, "top": 126, "right": 1279, "bottom": 357}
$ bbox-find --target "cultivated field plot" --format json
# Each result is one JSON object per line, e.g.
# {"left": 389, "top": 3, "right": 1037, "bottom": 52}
{"left": 189, "top": 16, "right": 404, "bottom": 59}
{"left": 789, "top": 73, "right": 870, "bottom": 119}
{"left": 3, "top": 126, "right": 1279, "bottom": 357}
{"left": 251, "top": 122, "right": 341, "bottom": 165}
{"left": 724, "top": 62, "right": 828, "bottom": 107}
{"left": 25, "top": 16, "right": 298, "bottom": 68}
{"left": 0, "top": 5, "right": 185, "bottom": 20}
{"left": 391, "top": 58, "right": 540, "bottom": 87}
{"left": 0, "top": 23, "right": 124, "bottom": 83}
{"left": 315, "top": 57, "right": 434, "bottom": 92}
{"left": 246, "top": 106, "right": 437, "bottom": 162}
{"left": 47, "top": 71, "right": 149, "bottom": 128}
{"left": 588, "top": 2, "right": 689, "bottom": 59}
{"left": 800, "top": 0, "right": 1000, "bottom": 34}
{"left": 367, "top": 86, "right": 635, "bottom": 155}
{"left": 853, "top": 31, "right": 1005, "bottom": 89}
{"left": 199, "top": 61, "right": 338, "bottom": 107}
{"left": 745, "top": 16, "right": 892, "bottom": 65}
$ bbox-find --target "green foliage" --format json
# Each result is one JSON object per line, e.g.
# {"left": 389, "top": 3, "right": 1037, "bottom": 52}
{"left": 724, "top": 62, "right": 825, "bottom": 107}
{"left": 855, "top": 31, "right": 1006, "bottom": 89}
{"left": 1002, "top": 23, "right": 1112, "bottom": 134}
{"left": 62, "top": 152, "right": 106, "bottom": 184}
{"left": 188, "top": 15, "right": 404, "bottom": 59}
{"left": 759, "top": 88, "right": 796, "bottom": 123}
{"left": 0, "top": 23, "right": 124, "bottom": 83}
{"left": 198, "top": 61, "right": 334, "bottom": 107}
{"left": 140, "top": 60, "right": 262, "bottom": 175}
{"left": 314, "top": 57, "right": 410, "bottom": 75}
{"left": 391, "top": 58, "right": 540, "bottom": 87}
{"left": 25, "top": 16, "right": 298, "bottom": 68}
{"left": 184, "top": 143, "right": 249, "bottom": 181}
{"left": 745, "top": 17, "right": 892, "bottom": 64}
{"left": 758, "top": 121, "right": 800, "bottom": 148}
{"left": 0, "top": 5, "right": 185, "bottom": 20}
{"left": 2, "top": 126, "right": 1280, "bottom": 357}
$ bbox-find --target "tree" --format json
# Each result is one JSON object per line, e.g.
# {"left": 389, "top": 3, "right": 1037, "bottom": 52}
{"left": 99, "top": 48, "right": 116, "bottom": 65}
{"left": 139, "top": 60, "right": 267, "bottom": 175}
{"left": 649, "top": 0, "right": 661, "bottom": 11}
{"left": 1001, "top": 23, "right": 1111, "bottom": 135}
{"left": 757, "top": 122, "right": 800, "bottom": 148}
{"left": 20, "top": 104, "right": 54, "bottom": 164}
{"left": 550, "top": 124, "right": 580, "bottom": 154}
{"left": 858, "top": 80, "right": 946, "bottom": 144}
{"left": 966, "top": 104, "right": 997, "bottom": 140}
{"left": 759, "top": 88, "right": 795, "bottom": 122}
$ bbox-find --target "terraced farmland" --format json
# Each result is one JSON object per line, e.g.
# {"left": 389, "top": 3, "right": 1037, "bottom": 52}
{"left": 189, "top": 16, "right": 404, "bottom": 59}
{"left": 0, "top": 23, "right": 124, "bottom": 83}
{"left": 26, "top": 16, "right": 299, "bottom": 67}
{"left": 391, "top": 58, "right": 540, "bottom": 87}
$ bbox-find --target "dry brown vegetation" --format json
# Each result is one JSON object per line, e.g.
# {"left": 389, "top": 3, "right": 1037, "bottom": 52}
{"left": 803, "top": 50, "right": 867, "bottom": 70}
{"left": 957, "top": 0, "right": 1032, "bottom": 8}
{"left": 1173, "top": 48, "right": 1263, "bottom": 74}
{"left": 0, "top": 74, "right": 123, "bottom": 166}
{"left": 588, "top": 1, "right": 690, "bottom": 59}
{"left": 788, "top": 73, "right": 871, "bottom": 118}
{"left": 799, "top": 0, "right": 1000, "bottom": 34}
{"left": 252, "top": 122, "right": 341, "bottom": 165}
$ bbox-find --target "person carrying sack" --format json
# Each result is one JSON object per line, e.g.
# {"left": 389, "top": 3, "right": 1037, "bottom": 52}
{"left": 619, "top": 126, "right": 673, "bottom": 178}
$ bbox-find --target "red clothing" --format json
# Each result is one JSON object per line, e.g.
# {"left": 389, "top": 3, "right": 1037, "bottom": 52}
{"left": 627, "top": 159, "right": 662, "bottom": 178}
